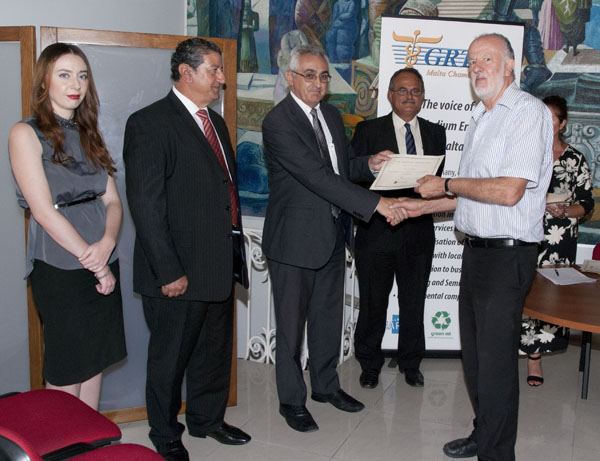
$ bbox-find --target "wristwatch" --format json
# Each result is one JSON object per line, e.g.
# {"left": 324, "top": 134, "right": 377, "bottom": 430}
{"left": 564, "top": 206, "right": 569, "bottom": 219}
{"left": 444, "top": 178, "right": 454, "bottom": 197}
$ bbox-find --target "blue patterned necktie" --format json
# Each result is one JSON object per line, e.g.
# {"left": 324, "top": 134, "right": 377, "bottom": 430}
{"left": 405, "top": 122, "right": 416, "bottom": 155}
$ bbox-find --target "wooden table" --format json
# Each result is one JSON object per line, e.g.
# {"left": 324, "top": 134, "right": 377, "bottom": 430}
{"left": 523, "top": 269, "right": 600, "bottom": 399}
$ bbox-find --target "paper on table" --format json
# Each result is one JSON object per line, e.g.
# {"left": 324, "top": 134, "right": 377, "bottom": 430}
{"left": 581, "top": 260, "right": 600, "bottom": 275}
{"left": 546, "top": 192, "right": 570, "bottom": 204}
{"left": 537, "top": 267, "right": 597, "bottom": 286}
{"left": 370, "top": 154, "right": 445, "bottom": 191}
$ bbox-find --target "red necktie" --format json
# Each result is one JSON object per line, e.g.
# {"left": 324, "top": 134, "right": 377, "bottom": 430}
{"left": 196, "top": 109, "right": 239, "bottom": 227}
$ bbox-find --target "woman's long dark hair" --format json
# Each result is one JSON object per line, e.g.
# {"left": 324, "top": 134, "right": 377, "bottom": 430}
{"left": 31, "top": 43, "right": 115, "bottom": 174}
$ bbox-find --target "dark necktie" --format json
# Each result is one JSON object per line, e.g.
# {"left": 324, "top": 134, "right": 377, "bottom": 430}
{"left": 196, "top": 109, "right": 239, "bottom": 227}
{"left": 405, "top": 122, "right": 417, "bottom": 155}
{"left": 310, "top": 108, "right": 340, "bottom": 219}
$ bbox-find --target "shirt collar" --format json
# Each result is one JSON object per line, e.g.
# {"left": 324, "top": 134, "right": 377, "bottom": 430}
{"left": 290, "top": 90, "right": 320, "bottom": 117}
{"left": 392, "top": 112, "right": 418, "bottom": 129}
{"left": 172, "top": 85, "right": 207, "bottom": 117}
{"left": 472, "top": 82, "right": 520, "bottom": 122}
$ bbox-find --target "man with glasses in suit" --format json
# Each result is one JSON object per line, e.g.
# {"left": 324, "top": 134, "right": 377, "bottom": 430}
{"left": 262, "top": 44, "right": 406, "bottom": 433}
{"left": 351, "top": 68, "right": 446, "bottom": 390}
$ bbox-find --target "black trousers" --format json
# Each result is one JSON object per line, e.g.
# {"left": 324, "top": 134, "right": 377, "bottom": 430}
{"left": 459, "top": 243, "right": 537, "bottom": 461}
{"left": 354, "top": 221, "right": 434, "bottom": 371}
{"left": 268, "top": 221, "right": 346, "bottom": 406}
{"left": 143, "top": 292, "right": 233, "bottom": 446}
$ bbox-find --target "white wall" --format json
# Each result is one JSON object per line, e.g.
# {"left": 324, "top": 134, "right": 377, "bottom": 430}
{"left": 0, "top": 0, "right": 185, "bottom": 394}
{"left": 0, "top": 0, "right": 185, "bottom": 40}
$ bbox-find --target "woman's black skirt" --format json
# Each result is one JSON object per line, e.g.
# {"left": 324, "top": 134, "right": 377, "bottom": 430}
{"left": 30, "top": 259, "right": 127, "bottom": 386}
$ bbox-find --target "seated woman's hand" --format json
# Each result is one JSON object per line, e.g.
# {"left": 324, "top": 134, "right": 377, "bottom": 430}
{"left": 94, "top": 266, "right": 116, "bottom": 295}
{"left": 79, "top": 238, "right": 115, "bottom": 273}
{"left": 546, "top": 203, "right": 567, "bottom": 218}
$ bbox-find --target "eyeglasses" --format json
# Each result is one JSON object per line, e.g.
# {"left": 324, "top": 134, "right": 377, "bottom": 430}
{"left": 390, "top": 87, "right": 423, "bottom": 97}
{"left": 290, "top": 70, "right": 332, "bottom": 83}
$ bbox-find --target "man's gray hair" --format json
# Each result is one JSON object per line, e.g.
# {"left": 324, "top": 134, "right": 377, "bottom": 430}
{"left": 288, "top": 45, "right": 329, "bottom": 72}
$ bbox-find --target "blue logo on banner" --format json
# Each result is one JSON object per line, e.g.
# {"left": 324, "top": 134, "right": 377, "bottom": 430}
{"left": 390, "top": 315, "right": 399, "bottom": 334}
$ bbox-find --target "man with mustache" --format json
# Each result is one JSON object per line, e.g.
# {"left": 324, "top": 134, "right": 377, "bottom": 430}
{"left": 396, "top": 33, "right": 553, "bottom": 460}
{"left": 262, "top": 44, "right": 406, "bottom": 433}
{"left": 351, "top": 68, "right": 446, "bottom": 390}
{"left": 124, "top": 38, "right": 251, "bottom": 460}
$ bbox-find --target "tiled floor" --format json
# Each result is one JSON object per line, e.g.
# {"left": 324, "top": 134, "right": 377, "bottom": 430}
{"left": 120, "top": 332, "right": 600, "bottom": 460}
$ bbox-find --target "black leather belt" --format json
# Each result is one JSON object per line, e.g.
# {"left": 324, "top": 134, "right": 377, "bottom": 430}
{"left": 54, "top": 196, "right": 97, "bottom": 209}
{"left": 465, "top": 235, "right": 536, "bottom": 248}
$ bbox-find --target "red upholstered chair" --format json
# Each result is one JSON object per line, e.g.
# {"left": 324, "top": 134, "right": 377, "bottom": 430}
{"left": 0, "top": 435, "right": 163, "bottom": 461}
{"left": 592, "top": 243, "right": 600, "bottom": 260}
{"left": 0, "top": 389, "right": 120, "bottom": 460}
{"left": 73, "top": 444, "right": 164, "bottom": 460}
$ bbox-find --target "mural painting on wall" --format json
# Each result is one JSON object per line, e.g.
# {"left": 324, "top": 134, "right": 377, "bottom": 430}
{"left": 187, "top": 0, "right": 600, "bottom": 244}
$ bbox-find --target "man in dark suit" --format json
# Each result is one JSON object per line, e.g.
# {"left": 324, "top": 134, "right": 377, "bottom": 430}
{"left": 352, "top": 68, "right": 446, "bottom": 389}
{"left": 262, "top": 44, "right": 406, "bottom": 433}
{"left": 124, "top": 38, "right": 250, "bottom": 461}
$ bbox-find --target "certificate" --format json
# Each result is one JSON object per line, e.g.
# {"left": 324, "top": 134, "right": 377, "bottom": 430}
{"left": 369, "top": 154, "right": 445, "bottom": 191}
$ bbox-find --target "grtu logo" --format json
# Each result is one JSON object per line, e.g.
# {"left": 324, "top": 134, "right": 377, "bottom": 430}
{"left": 392, "top": 30, "right": 468, "bottom": 68}
{"left": 432, "top": 311, "right": 451, "bottom": 330}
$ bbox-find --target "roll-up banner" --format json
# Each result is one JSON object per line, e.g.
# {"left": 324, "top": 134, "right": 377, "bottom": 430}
{"left": 378, "top": 16, "right": 524, "bottom": 352}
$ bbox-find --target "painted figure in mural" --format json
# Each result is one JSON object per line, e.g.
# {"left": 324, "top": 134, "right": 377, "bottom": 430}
{"left": 553, "top": 0, "right": 592, "bottom": 55}
{"left": 538, "top": 0, "right": 564, "bottom": 50}
{"left": 213, "top": 0, "right": 243, "bottom": 39}
{"left": 488, "top": 0, "right": 553, "bottom": 92}
{"left": 269, "top": 0, "right": 297, "bottom": 74}
{"left": 192, "top": 0, "right": 210, "bottom": 36}
{"left": 8, "top": 43, "right": 127, "bottom": 410}
{"left": 274, "top": 30, "right": 310, "bottom": 104}
{"left": 295, "top": 0, "right": 332, "bottom": 47}
{"left": 262, "top": 44, "right": 407, "bottom": 433}
{"left": 124, "top": 38, "right": 250, "bottom": 460}
{"left": 326, "top": 0, "right": 360, "bottom": 62}
{"left": 351, "top": 68, "right": 446, "bottom": 391}
{"left": 356, "top": 0, "right": 370, "bottom": 59}
{"left": 530, "top": 0, "right": 543, "bottom": 26}
{"left": 371, "top": 16, "right": 382, "bottom": 66}
{"left": 394, "top": 34, "right": 553, "bottom": 460}
{"left": 521, "top": 95, "right": 594, "bottom": 387}
{"left": 239, "top": 0, "right": 259, "bottom": 72}
{"left": 398, "top": 0, "right": 439, "bottom": 16}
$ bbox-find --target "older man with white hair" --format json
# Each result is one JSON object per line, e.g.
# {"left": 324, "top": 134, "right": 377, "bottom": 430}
{"left": 396, "top": 33, "right": 553, "bottom": 460}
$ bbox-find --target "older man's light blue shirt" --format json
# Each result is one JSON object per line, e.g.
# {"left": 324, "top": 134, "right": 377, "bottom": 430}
{"left": 454, "top": 83, "right": 553, "bottom": 242}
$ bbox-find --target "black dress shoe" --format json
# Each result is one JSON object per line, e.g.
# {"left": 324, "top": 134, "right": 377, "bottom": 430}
{"left": 442, "top": 437, "right": 478, "bottom": 458}
{"left": 156, "top": 440, "right": 189, "bottom": 461}
{"left": 200, "top": 422, "right": 251, "bottom": 445}
{"left": 279, "top": 404, "right": 319, "bottom": 432}
{"left": 359, "top": 369, "right": 379, "bottom": 389}
{"left": 311, "top": 389, "right": 365, "bottom": 412}
{"left": 400, "top": 368, "right": 424, "bottom": 387}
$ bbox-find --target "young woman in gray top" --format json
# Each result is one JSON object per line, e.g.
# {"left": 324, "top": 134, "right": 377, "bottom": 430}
{"left": 8, "top": 43, "right": 126, "bottom": 410}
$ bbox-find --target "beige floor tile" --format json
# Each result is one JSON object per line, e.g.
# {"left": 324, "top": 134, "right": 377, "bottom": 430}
{"left": 333, "top": 411, "right": 465, "bottom": 461}
{"left": 206, "top": 440, "right": 331, "bottom": 461}
{"left": 119, "top": 336, "right": 600, "bottom": 461}
{"left": 573, "top": 446, "right": 600, "bottom": 461}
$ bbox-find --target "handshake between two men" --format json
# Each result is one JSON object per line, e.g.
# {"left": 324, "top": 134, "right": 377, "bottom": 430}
{"left": 369, "top": 150, "right": 454, "bottom": 226}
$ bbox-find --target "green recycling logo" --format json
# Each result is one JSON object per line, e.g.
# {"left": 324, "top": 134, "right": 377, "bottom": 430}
{"left": 432, "top": 311, "right": 451, "bottom": 330}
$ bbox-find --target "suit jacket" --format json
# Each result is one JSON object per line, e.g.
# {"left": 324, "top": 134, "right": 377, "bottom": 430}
{"left": 351, "top": 113, "right": 446, "bottom": 239}
{"left": 124, "top": 90, "right": 248, "bottom": 302}
{"left": 262, "top": 94, "right": 380, "bottom": 270}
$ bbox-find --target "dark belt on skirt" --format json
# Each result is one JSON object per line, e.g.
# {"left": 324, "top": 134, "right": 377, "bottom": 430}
{"left": 54, "top": 196, "right": 98, "bottom": 209}
{"left": 464, "top": 235, "right": 537, "bottom": 248}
